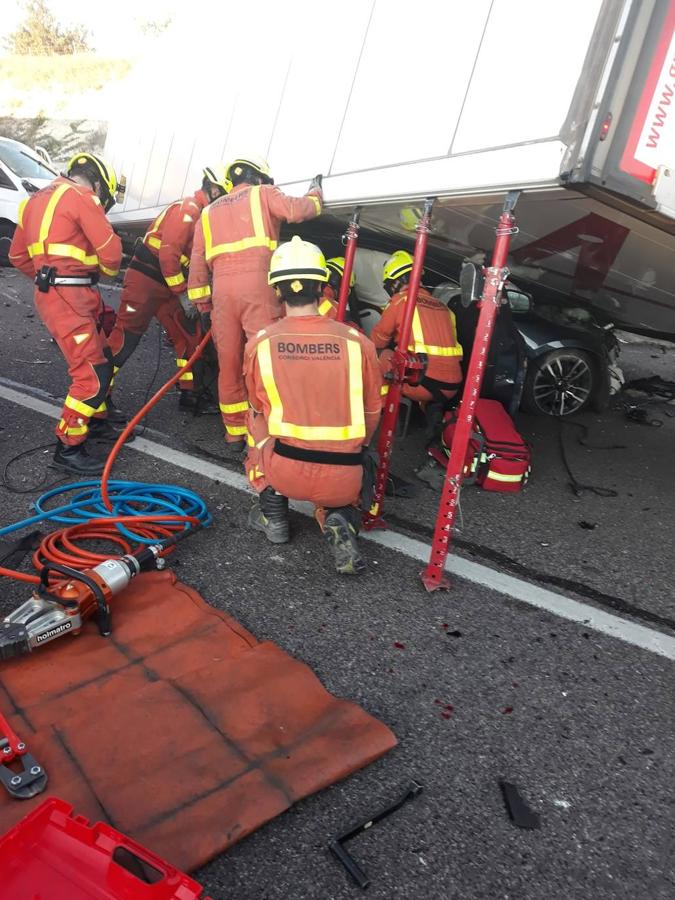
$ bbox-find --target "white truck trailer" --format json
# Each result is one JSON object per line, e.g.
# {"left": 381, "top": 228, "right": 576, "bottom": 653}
{"left": 104, "top": 0, "right": 675, "bottom": 339}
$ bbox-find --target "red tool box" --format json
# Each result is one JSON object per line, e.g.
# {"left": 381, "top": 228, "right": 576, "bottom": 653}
{"left": 0, "top": 797, "right": 210, "bottom": 899}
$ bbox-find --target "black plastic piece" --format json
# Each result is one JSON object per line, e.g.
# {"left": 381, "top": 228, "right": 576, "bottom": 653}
{"left": 329, "top": 781, "right": 423, "bottom": 889}
{"left": 38, "top": 561, "right": 111, "bottom": 637}
{"left": 499, "top": 780, "right": 541, "bottom": 829}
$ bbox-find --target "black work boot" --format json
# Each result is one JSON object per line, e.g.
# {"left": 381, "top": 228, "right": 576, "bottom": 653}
{"left": 106, "top": 396, "right": 128, "bottom": 426}
{"left": 323, "top": 507, "right": 365, "bottom": 575}
{"left": 179, "top": 391, "right": 220, "bottom": 416}
{"left": 222, "top": 439, "right": 246, "bottom": 458}
{"left": 51, "top": 440, "right": 105, "bottom": 475}
{"left": 248, "top": 487, "right": 290, "bottom": 544}
{"left": 88, "top": 418, "right": 135, "bottom": 443}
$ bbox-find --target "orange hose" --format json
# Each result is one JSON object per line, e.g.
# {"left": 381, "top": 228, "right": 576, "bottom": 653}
{"left": 0, "top": 328, "right": 212, "bottom": 586}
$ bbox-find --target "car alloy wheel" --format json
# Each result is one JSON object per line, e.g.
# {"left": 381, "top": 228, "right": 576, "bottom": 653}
{"left": 530, "top": 351, "right": 594, "bottom": 416}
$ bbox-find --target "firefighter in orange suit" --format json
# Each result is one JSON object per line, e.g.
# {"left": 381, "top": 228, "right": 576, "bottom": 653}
{"left": 244, "top": 237, "right": 382, "bottom": 575}
{"left": 372, "top": 250, "right": 463, "bottom": 411}
{"left": 187, "top": 155, "right": 323, "bottom": 452}
{"left": 316, "top": 256, "right": 359, "bottom": 322}
{"left": 108, "top": 166, "right": 231, "bottom": 413}
{"left": 8, "top": 153, "right": 124, "bottom": 474}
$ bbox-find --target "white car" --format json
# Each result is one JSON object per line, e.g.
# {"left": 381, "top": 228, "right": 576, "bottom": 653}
{"left": 0, "top": 137, "right": 57, "bottom": 264}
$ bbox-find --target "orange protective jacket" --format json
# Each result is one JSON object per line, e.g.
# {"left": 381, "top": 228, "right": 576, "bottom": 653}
{"left": 140, "top": 190, "right": 208, "bottom": 294}
{"left": 9, "top": 176, "right": 122, "bottom": 279}
{"left": 244, "top": 315, "right": 382, "bottom": 456}
{"left": 187, "top": 184, "right": 322, "bottom": 303}
{"left": 371, "top": 287, "right": 464, "bottom": 385}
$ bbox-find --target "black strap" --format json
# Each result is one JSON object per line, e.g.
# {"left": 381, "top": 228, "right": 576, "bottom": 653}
{"left": 420, "top": 376, "right": 462, "bottom": 404}
{"left": 129, "top": 242, "right": 166, "bottom": 286}
{"left": 273, "top": 439, "right": 363, "bottom": 466}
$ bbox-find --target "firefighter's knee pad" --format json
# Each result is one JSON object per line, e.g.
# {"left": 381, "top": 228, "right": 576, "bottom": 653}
{"left": 111, "top": 330, "right": 143, "bottom": 368}
{"left": 86, "top": 359, "right": 115, "bottom": 410}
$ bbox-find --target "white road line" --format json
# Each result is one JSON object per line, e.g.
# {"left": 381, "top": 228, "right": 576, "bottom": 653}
{"left": 1, "top": 381, "right": 674, "bottom": 662}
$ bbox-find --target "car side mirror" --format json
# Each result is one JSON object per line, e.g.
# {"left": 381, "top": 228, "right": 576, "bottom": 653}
{"left": 459, "top": 262, "right": 484, "bottom": 308}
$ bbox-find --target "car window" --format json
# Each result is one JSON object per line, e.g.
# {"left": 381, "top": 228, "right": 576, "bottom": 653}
{"left": 506, "top": 290, "right": 531, "bottom": 314}
{"left": 0, "top": 141, "right": 56, "bottom": 180}
{"left": 0, "top": 165, "right": 17, "bottom": 190}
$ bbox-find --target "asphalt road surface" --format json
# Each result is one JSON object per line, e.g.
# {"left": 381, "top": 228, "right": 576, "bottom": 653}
{"left": 0, "top": 267, "right": 673, "bottom": 900}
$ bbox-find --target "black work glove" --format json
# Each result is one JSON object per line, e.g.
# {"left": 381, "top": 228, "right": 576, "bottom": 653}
{"left": 308, "top": 173, "right": 323, "bottom": 193}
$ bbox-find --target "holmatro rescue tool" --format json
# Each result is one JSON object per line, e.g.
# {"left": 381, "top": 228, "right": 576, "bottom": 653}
{"left": 0, "top": 531, "right": 196, "bottom": 661}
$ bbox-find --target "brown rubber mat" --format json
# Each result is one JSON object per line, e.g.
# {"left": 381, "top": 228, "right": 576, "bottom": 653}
{"left": 0, "top": 571, "right": 396, "bottom": 871}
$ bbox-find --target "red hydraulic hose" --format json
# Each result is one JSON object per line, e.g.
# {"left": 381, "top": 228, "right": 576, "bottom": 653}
{"left": 421, "top": 192, "right": 520, "bottom": 591}
{"left": 0, "top": 327, "right": 213, "bottom": 585}
{"left": 335, "top": 207, "right": 361, "bottom": 323}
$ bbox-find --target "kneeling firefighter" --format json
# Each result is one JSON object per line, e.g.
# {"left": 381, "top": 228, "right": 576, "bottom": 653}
{"left": 108, "top": 166, "right": 231, "bottom": 413}
{"left": 244, "top": 237, "right": 383, "bottom": 575}
{"left": 8, "top": 152, "right": 125, "bottom": 474}
{"left": 371, "top": 250, "right": 464, "bottom": 433}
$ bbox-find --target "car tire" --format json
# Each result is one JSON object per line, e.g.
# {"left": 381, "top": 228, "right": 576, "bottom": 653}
{"left": 0, "top": 220, "right": 15, "bottom": 267}
{"left": 522, "top": 348, "right": 596, "bottom": 416}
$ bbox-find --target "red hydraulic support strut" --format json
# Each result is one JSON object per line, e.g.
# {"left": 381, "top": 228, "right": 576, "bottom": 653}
{"left": 363, "top": 196, "right": 435, "bottom": 530}
{"left": 336, "top": 206, "right": 362, "bottom": 323}
{"left": 421, "top": 191, "right": 520, "bottom": 590}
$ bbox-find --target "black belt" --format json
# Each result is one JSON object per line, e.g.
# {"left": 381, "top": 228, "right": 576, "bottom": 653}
{"left": 35, "top": 266, "right": 98, "bottom": 293}
{"left": 273, "top": 439, "right": 363, "bottom": 466}
{"left": 420, "top": 376, "right": 462, "bottom": 405}
{"left": 128, "top": 241, "right": 166, "bottom": 286}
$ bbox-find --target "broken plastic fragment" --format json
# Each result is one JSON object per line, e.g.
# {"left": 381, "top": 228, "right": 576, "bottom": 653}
{"left": 499, "top": 780, "right": 541, "bottom": 830}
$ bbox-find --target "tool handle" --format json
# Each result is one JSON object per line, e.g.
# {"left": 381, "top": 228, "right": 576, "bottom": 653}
{"left": 0, "top": 711, "right": 24, "bottom": 756}
{"left": 329, "top": 840, "right": 370, "bottom": 889}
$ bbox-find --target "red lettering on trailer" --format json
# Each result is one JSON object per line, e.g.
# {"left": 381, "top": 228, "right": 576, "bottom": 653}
{"left": 512, "top": 213, "right": 629, "bottom": 292}
{"left": 645, "top": 77, "right": 674, "bottom": 148}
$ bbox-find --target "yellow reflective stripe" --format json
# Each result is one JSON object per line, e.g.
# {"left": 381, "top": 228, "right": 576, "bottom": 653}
{"left": 246, "top": 433, "right": 256, "bottom": 447}
{"left": 58, "top": 418, "right": 88, "bottom": 436}
{"left": 144, "top": 205, "right": 172, "bottom": 248}
{"left": 32, "top": 183, "right": 72, "bottom": 257}
{"left": 225, "top": 424, "right": 248, "bottom": 436}
{"left": 257, "top": 337, "right": 366, "bottom": 441}
{"left": 44, "top": 243, "right": 99, "bottom": 266}
{"left": 250, "top": 185, "right": 265, "bottom": 240}
{"left": 176, "top": 358, "right": 193, "bottom": 381}
{"left": 380, "top": 384, "right": 390, "bottom": 396}
{"left": 486, "top": 470, "right": 523, "bottom": 483}
{"left": 346, "top": 339, "right": 365, "bottom": 434}
{"left": 180, "top": 254, "right": 190, "bottom": 267}
{"left": 18, "top": 199, "right": 28, "bottom": 228}
{"left": 317, "top": 299, "right": 333, "bottom": 316}
{"left": 188, "top": 285, "right": 211, "bottom": 301}
{"left": 165, "top": 272, "right": 186, "bottom": 287}
{"left": 219, "top": 400, "right": 249, "bottom": 414}
{"left": 64, "top": 394, "right": 99, "bottom": 417}
{"left": 309, "top": 195, "right": 321, "bottom": 215}
{"left": 204, "top": 186, "right": 277, "bottom": 261}
{"left": 206, "top": 234, "right": 278, "bottom": 260}
{"left": 409, "top": 309, "right": 463, "bottom": 357}
{"left": 99, "top": 264, "right": 119, "bottom": 277}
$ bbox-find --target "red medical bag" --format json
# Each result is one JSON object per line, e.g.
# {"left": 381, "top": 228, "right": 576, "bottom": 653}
{"left": 430, "top": 399, "right": 531, "bottom": 492}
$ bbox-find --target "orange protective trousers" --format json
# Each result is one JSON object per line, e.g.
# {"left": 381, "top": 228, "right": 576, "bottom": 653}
{"left": 211, "top": 270, "right": 282, "bottom": 441}
{"left": 34, "top": 286, "right": 112, "bottom": 446}
{"left": 108, "top": 268, "right": 200, "bottom": 390}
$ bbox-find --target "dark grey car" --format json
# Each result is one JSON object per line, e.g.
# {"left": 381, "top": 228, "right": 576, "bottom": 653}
{"left": 433, "top": 280, "right": 620, "bottom": 416}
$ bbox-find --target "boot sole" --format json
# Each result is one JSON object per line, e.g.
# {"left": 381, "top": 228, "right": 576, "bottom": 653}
{"left": 49, "top": 460, "right": 105, "bottom": 475}
{"left": 323, "top": 516, "right": 366, "bottom": 575}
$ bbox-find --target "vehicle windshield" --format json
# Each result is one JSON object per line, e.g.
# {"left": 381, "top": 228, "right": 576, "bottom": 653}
{"left": 0, "top": 140, "right": 56, "bottom": 180}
